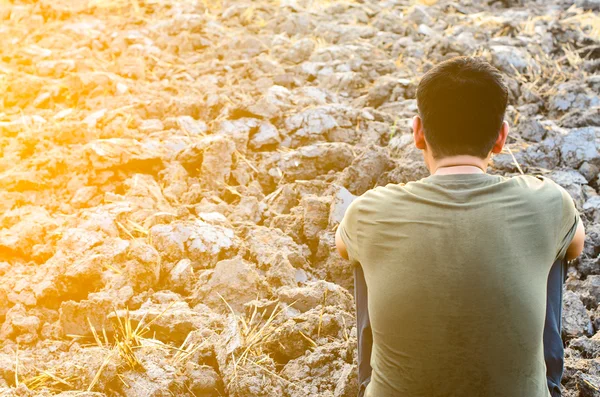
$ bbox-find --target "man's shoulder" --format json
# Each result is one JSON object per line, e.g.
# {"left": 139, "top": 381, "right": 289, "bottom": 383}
{"left": 492, "top": 174, "right": 569, "bottom": 212}
{"left": 510, "top": 174, "right": 564, "bottom": 194}
{"left": 510, "top": 173, "right": 548, "bottom": 184}
{"left": 350, "top": 183, "right": 405, "bottom": 210}
{"left": 360, "top": 183, "right": 405, "bottom": 200}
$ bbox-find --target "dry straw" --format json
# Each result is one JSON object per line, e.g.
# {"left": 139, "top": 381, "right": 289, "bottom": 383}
{"left": 218, "top": 294, "right": 299, "bottom": 391}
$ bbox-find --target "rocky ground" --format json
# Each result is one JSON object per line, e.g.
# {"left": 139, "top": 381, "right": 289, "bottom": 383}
{"left": 0, "top": 0, "right": 599, "bottom": 396}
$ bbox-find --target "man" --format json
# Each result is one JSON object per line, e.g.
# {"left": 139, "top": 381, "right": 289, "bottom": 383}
{"left": 336, "top": 56, "right": 585, "bottom": 397}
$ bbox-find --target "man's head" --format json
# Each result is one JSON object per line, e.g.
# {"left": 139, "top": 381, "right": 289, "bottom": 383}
{"left": 413, "top": 56, "right": 509, "bottom": 166}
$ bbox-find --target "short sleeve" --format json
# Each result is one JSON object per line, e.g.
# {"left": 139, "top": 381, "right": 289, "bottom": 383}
{"left": 554, "top": 184, "right": 581, "bottom": 261}
{"left": 338, "top": 197, "right": 360, "bottom": 266}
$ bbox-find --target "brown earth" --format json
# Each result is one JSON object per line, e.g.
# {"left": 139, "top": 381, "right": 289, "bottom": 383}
{"left": 0, "top": 0, "right": 599, "bottom": 396}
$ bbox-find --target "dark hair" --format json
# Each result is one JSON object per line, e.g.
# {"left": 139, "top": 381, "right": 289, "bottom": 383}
{"left": 416, "top": 56, "right": 508, "bottom": 159}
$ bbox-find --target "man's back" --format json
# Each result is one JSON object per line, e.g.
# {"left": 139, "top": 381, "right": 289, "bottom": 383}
{"left": 339, "top": 172, "right": 580, "bottom": 397}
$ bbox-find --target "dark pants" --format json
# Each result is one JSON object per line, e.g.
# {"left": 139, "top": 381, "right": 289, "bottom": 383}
{"left": 355, "top": 257, "right": 567, "bottom": 397}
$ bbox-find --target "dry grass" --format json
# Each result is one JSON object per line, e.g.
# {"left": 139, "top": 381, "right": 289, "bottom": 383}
{"left": 14, "top": 346, "right": 78, "bottom": 393}
{"left": 200, "top": 0, "right": 224, "bottom": 13}
{"left": 503, "top": 146, "right": 525, "bottom": 175}
{"left": 86, "top": 303, "right": 176, "bottom": 391}
{"left": 23, "top": 370, "right": 78, "bottom": 392}
{"left": 219, "top": 295, "right": 298, "bottom": 390}
{"left": 112, "top": 309, "right": 146, "bottom": 370}
{"left": 561, "top": 43, "right": 586, "bottom": 69}
{"left": 227, "top": 299, "right": 283, "bottom": 366}
{"left": 469, "top": 13, "right": 507, "bottom": 31}
{"left": 519, "top": 15, "right": 553, "bottom": 36}
{"left": 505, "top": 47, "right": 570, "bottom": 99}
{"left": 170, "top": 332, "right": 209, "bottom": 368}
{"left": 561, "top": 6, "right": 600, "bottom": 41}
{"left": 88, "top": 352, "right": 116, "bottom": 391}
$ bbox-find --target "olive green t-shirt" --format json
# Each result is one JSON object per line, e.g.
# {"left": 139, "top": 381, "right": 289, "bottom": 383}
{"left": 339, "top": 173, "right": 581, "bottom": 397}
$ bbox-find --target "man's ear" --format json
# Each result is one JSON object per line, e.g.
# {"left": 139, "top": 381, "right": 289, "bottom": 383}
{"left": 491, "top": 121, "right": 509, "bottom": 154}
{"left": 413, "top": 115, "right": 427, "bottom": 150}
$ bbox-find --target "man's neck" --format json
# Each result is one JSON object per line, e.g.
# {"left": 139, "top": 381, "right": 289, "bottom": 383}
{"left": 429, "top": 155, "right": 489, "bottom": 176}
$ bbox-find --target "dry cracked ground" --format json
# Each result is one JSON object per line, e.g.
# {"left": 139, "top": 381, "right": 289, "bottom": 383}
{"left": 0, "top": 0, "right": 599, "bottom": 396}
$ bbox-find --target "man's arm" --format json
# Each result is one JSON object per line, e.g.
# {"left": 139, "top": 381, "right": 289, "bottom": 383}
{"left": 565, "top": 219, "right": 585, "bottom": 261}
{"left": 335, "top": 226, "right": 349, "bottom": 260}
